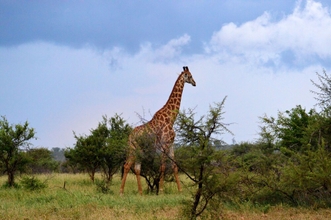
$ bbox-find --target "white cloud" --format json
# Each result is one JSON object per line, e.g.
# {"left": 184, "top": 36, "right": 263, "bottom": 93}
{"left": 206, "top": 0, "right": 331, "bottom": 66}
{"left": 154, "top": 34, "right": 191, "bottom": 60}
{"left": 130, "top": 34, "right": 191, "bottom": 64}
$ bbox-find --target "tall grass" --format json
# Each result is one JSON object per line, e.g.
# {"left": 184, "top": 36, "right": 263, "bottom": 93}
{"left": 1, "top": 174, "right": 331, "bottom": 219}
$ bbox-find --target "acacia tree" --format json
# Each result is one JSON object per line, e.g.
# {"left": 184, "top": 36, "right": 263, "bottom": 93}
{"left": 133, "top": 129, "right": 165, "bottom": 194}
{"left": 0, "top": 116, "right": 36, "bottom": 187}
{"left": 175, "top": 97, "right": 233, "bottom": 219}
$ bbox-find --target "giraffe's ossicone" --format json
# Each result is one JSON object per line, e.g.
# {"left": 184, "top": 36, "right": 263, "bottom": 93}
{"left": 120, "top": 66, "right": 196, "bottom": 195}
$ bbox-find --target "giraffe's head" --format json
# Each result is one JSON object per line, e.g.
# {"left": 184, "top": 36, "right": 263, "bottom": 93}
{"left": 182, "top": 66, "right": 196, "bottom": 87}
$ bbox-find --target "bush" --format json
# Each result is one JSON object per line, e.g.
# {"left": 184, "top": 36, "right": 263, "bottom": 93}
{"left": 20, "top": 176, "right": 47, "bottom": 191}
{"left": 95, "top": 178, "right": 113, "bottom": 194}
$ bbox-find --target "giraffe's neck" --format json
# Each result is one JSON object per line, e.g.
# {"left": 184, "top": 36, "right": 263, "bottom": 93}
{"left": 152, "top": 74, "right": 185, "bottom": 126}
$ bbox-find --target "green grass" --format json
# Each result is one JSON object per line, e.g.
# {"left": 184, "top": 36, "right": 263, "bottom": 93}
{"left": 1, "top": 173, "right": 331, "bottom": 220}
{"left": 0, "top": 173, "right": 188, "bottom": 220}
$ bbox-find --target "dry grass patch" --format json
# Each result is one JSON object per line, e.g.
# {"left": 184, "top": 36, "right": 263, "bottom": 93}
{"left": 223, "top": 206, "right": 331, "bottom": 220}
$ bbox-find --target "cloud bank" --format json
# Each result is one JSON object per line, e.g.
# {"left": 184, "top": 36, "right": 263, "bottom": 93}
{"left": 206, "top": 0, "right": 331, "bottom": 67}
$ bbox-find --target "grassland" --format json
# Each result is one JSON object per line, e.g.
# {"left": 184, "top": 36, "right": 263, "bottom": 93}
{"left": 1, "top": 173, "right": 331, "bottom": 220}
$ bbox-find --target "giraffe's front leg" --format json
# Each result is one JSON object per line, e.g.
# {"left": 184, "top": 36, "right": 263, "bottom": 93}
{"left": 173, "top": 162, "right": 182, "bottom": 192}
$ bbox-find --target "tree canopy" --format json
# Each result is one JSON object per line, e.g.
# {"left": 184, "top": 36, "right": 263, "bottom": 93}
{"left": 0, "top": 116, "right": 36, "bottom": 187}
{"left": 65, "top": 114, "right": 131, "bottom": 183}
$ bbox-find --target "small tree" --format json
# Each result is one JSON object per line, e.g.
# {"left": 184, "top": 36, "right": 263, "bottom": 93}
{"left": 65, "top": 114, "right": 131, "bottom": 183}
{"left": 175, "top": 97, "right": 232, "bottom": 219}
{"left": 0, "top": 116, "right": 36, "bottom": 187}
{"left": 101, "top": 115, "right": 131, "bottom": 184}
{"left": 65, "top": 131, "right": 104, "bottom": 182}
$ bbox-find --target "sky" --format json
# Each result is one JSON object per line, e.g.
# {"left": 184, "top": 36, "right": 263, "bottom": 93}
{"left": 1, "top": 0, "right": 331, "bottom": 149}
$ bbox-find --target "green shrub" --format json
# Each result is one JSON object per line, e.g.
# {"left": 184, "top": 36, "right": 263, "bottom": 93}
{"left": 1, "top": 181, "right": 21, "bottom": 189}
{"left": 95, "top": 178, "right": 113, "bottom": 194}
{"left": 20, "top": 176, "right": 47, "bottom": 191}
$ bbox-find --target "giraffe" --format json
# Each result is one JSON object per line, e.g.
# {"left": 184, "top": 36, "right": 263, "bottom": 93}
{"left": 120, "top": 66, "right": 196, "bottom": 195}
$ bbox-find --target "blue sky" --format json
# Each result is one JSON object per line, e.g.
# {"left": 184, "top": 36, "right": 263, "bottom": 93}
{"left": 1, "top": 0, "right": 331, "bottom": 148}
